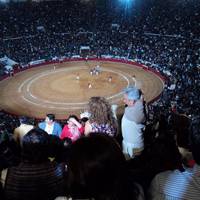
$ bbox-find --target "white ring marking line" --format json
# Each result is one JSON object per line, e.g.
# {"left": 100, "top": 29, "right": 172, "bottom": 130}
{"left": 20, "top": 67, "right": 130, "bottom": 107}
{"left": 22, "top": 95, "right": 88, "bottom": 110}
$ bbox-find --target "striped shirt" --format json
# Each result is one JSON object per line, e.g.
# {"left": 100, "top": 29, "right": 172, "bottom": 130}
{"left": 4, "top": 161, "right": 65, "bottom": 200}
{"left": 148, "top": 164, "right": 200, "bottom": 200}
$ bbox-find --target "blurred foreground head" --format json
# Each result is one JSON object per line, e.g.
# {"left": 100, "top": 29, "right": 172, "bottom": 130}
{"left": 22, "top": 128, "right": 49, "bottom": 163}
{"left": 65, "top": 134, "right": 140, "bottom": 200}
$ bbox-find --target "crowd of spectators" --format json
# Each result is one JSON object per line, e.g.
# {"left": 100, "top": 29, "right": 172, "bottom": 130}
{"left": 0, "top": 0, "right": 200, "bottom": 199}
{"left": 0, "top": 0, "right": 199, "bottom": 119}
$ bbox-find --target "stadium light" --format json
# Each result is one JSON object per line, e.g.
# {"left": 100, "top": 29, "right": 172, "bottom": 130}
{"left": 118, "top": 0, "right": 135, "bottom": 18}
{"left": 119, "top": 0, "right": 134, "bottom": 7}
{"left": 0, "top": 0, "right": 9, "bottom": 3}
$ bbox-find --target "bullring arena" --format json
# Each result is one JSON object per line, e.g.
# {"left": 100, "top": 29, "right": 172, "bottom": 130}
{"left": 0, "top": 58, "right": 165, "bottom": 119}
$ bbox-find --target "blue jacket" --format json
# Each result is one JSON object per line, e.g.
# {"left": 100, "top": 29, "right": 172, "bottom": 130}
{"left": 38, "top": 121, "right": 62, "bottom": 137}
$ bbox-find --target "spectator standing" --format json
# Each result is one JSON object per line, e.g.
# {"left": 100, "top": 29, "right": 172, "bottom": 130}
{"left": 121, "top": 87, "right": 146, "bottom": 159}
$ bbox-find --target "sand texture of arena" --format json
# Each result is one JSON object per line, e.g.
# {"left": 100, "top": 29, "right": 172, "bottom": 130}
{"left": 0, "top": 60, "right": 164, "bottom": 119}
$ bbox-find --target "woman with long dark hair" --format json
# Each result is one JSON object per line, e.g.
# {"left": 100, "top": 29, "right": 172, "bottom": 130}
{"left": 84, "top": 97, "right": 117, "bottom": 137}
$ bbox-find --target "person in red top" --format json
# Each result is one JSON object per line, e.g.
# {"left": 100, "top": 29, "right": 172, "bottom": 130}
{"left": 60, "top": 115, "right": 84, "bottom": 142}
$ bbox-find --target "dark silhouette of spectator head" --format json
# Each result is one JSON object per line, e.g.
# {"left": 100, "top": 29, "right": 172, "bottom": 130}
{"left": 65, "top": 134, "right": 141, "bottom": 200}
{"left": 80, "top": 117, "right": 89, "bottom": 127}
{"left": 45, "top": 114, "right": 55, "bottom": 124}
{"left": 4, "top": 128, "right": 65, "bottom": 200}
{"left": 19, "top": 116, "right": 29, "bottom": 125}
{"left": 0, "top": 136, "right": 20, "bottom": 170}
{"left": 172, "top": 113, "right": 190, "bottom": 149}
{"left": 48, "top": 134, "right": 63, "bottom": 160}
{"left": 62, "top": 137, "right": 73, "bottom": 147}
{"left": 22, "top": 128, "right": 49, "bottom": 163}
{"left": 145, "top": 134, "right": 183, "bottom": 172}
{"left": 66, "top": 115, "right": 80, "bottom": 124}
{"left": 189, "top": 117, "right": 200, "bottom": 165}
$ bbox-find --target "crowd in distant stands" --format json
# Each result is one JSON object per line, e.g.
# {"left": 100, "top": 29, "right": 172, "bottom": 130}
{"left": 0, "top": 0, "right": 199, "bottom": 118}
{"left": 0, "top": 0, "right": 200, "bottom": 199}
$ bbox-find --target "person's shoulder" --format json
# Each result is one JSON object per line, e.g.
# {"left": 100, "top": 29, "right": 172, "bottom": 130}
{"left": 136, "top": 184, "right": 145, "bottom": 200}
{"left": 155, "top": 169, "right": 180, "bottom": 179}
{"left": 13, "top": 126, "right": 20, "bottom": 136}
{"left": 24, "top": 124, "right": 34, "bottom": 129}
{"left": 55, "top": 121, "right": 62, "bottom": 126}
{"left": 38, "top": 121, "right": 46, "bottom": 129}
{"left": 55, "top": 197, "right": 92, "bottom": 200}
{"left": 38, "top": 121, "right": 45, "bottom": 126}
{"left": 62, "top": 124, "right": 67, "bottom": 128}
{"left": 153, "top": 167, "right": 193, "bottom": 186}
{"left": 55, "top": 197, "right": 72, "bottom": 200}
{"left": 86, "top": 120, "right": 92, "bottom": 126}
{"left": 14, "top": 126, "right": 20, "bottom": 132}
{"left": 135, "top": 100, "right": 144, "bottom": 108}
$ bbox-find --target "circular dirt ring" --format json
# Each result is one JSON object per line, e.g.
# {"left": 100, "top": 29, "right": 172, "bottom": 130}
{"left": 0, "top": 59, "right": 165, "bottom": 119}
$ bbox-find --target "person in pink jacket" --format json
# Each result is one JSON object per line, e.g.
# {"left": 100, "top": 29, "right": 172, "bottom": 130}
{"left": 60, "top": 115, "right": 84, "bottom": 142}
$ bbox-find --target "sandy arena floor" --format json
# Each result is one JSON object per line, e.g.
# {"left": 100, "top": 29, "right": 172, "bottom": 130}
{"left": 0, "top": 60, "right": 164, "bottom": 119}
